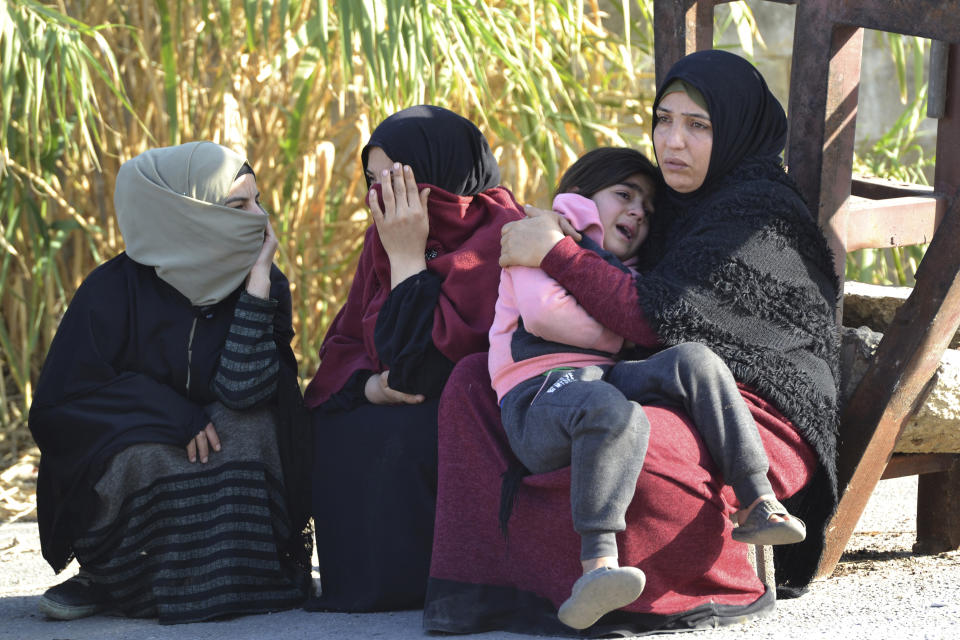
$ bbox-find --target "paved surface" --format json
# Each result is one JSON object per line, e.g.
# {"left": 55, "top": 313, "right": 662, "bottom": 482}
{"left": 1, "top": 476, "right": 958, "bottom": 640}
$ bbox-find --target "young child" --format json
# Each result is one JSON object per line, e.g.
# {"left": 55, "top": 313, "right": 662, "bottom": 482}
{"left": 487, "top": 147, "right": 806, "bottom": 630}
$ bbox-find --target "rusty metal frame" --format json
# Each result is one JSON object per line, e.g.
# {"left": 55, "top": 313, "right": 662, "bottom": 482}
{"left": 652, "top": 0, "right": 960, "bottom": 581}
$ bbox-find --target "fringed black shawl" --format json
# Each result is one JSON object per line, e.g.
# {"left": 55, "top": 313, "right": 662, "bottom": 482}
{"left": 644, "top": 50, "right": 841, "bottom": 593}
{"left": 636, "top": 158, "right": 840, "bottom": 593}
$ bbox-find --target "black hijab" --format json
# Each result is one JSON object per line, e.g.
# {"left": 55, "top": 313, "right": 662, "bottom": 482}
{"left": 361, "top": 105, "right": 500, "bottom": 196}
{"left": 652, "top": 50, "right": 788, "bottom": 204}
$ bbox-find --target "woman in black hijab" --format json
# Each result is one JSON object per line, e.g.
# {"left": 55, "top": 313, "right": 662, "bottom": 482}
{"left": 305, "top": 105, "right": 523, "bottom": 611}
{"left": 425, "top": 52, "right": 840, "bottom": 635}
{"left": 642, "top": 49, "right": 841, "bottom": 594}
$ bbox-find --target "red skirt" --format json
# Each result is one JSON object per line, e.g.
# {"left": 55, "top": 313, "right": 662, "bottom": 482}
{"left": 424, "top": 353, "right": 817, "bottom": 636}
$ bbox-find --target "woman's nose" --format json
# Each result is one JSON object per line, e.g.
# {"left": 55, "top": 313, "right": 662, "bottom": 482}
{"left": 663, "top": 122, "right": 685, "bottom": 149}
{"left": 664, "top": 124, "right": 684, "bottom": 148}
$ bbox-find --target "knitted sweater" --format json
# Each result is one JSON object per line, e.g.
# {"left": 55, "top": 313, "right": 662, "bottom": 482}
{"left": 633, "top": 158, "right": 840, "bottom": 591}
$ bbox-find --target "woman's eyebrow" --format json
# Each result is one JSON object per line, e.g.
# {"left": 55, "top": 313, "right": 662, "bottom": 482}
{"left": 223, "top": 192, "right": 259, "bottom": 206}
{"left": 656, "top": 105, "right": 711, "bottom": 120}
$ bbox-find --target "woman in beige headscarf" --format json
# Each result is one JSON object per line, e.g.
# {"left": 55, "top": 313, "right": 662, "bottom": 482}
{"left": 29, "top": 142, "right": 312, "bottom": 623}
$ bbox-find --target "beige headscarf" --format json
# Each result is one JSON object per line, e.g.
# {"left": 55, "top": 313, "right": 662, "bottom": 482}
{"left": 114, "top": 142, "right": 266, "bottom": 306}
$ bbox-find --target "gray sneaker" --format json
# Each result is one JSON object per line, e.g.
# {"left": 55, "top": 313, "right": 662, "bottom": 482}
{"left": 38, "top": 570, "right": 107, "bottom": 620}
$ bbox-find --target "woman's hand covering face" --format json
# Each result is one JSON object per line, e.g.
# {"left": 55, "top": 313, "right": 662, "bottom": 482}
{"left": 499, "top": 205, "right": 581, "bottom": 268}
{"left": 223, "top": 172, "right": 276, "bottom": 299}
{"left": 369, "top": 162, "right": 432, "bottom": 289}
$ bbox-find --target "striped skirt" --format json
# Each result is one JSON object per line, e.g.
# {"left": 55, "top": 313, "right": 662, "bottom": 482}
{"left": 72, "top": 403, "right": 310, "bottom": 624}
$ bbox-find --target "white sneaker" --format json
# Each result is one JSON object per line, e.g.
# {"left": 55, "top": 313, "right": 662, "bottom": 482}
{"left": 557, "top": 565, "right": 646, "bottom": 629}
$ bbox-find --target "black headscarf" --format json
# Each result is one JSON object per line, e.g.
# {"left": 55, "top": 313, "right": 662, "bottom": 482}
{"left": 361, "top": 105, "right": 500, "bottom": 196}
{"left": 652, "top": 49, "right": 788, "bottom": 204}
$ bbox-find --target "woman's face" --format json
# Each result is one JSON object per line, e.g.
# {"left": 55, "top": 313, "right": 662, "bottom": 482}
{"left": 223, "top": 173, "right": 266, "bottom": 215}
{"left": 653, "top": 91, "right": 713, "bottom": 193}
{"left": 591, "top": 173, "right": 655, "bottom": 260}
{"left": 365, "top": 146, "right": 394, "bottom": 185}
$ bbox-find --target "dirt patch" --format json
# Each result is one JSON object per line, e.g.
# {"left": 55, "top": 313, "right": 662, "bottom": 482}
{"left": 0, "top": 448, "right": 39, "bottom": 523}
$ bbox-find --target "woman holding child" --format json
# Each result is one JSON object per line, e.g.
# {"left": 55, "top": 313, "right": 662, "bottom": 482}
{"left": 424, "top": 50, "right": 840, "bottom": 635}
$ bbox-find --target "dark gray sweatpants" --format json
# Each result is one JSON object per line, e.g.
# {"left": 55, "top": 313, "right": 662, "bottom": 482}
{"left": 500, "top": 342, "right": 773, "bottom": 561}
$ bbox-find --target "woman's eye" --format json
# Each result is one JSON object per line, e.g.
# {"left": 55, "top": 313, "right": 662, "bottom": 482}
{"left": 691, "top": 120, "right": 710, "bottom": 130}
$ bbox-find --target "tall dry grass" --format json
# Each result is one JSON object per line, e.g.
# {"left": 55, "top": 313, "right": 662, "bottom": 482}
{"left": 2, "top": 0, "right": 695, "bottom": 463}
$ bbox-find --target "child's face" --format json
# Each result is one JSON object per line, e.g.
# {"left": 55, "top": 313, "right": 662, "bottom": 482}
{"left": 592, "top": 173, "right": 655, "bottom": 260}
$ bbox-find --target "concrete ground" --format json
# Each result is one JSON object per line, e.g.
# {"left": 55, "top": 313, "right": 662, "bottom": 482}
{"left": 1, "top": 476, "right": 958, "bottom": 640}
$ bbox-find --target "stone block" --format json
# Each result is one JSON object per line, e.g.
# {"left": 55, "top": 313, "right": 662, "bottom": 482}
{"left": 840, "top": 325, "right": 960, "bottom": 454}
{"left": 843, "top": 281, "right": 960, "bottom": 349}
{"left": 899, "top": 348, "right": 960, "bottom": 454}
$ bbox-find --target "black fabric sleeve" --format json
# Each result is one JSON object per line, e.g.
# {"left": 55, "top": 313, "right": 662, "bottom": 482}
{"left": 318, "top": 369, "right": 375, "bottom": 414}
{"left": 211, "top": 291, "right": 281, "bottom": 409}
{"left": 29, "top": 266, "right": 209, "bottom": 457}
{"left": 374, "top": 269, "right": 454, "bottom": 397}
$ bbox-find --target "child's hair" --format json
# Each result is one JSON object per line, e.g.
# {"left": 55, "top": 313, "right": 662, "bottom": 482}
{"left": 554, "top": 147, "right": 659, "bottom": 199}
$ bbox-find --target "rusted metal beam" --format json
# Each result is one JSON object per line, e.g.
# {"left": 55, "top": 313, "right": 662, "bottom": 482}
{"left": 785, "top": 0, "right": 863, "bottom": 287}
{"left": 844, "top": 195, "right": 942, "bottom": 251}
{"left": 915, "top": 42, "right": 960, "bottom": 556}
{"left": 935, "top": 45, "right": 960, "bottom": 196}
{"left": 653, "top": 1, "right": 716, "bottom": 88}
{"left": 882, "top": 453, "right": 960, "bottom": 480}
{"left": 915, "top": 463, "right": 960, "bottom": 553}
{"left": 815, "top": 190, "right": 960, "bottom": 580}
{"left": 851, "top": 177, "right": 934, "bottom": 200}
{"left": 830, "top": 0, "right": 960, "bottom": 42}
{"left": 930, "top": 41, "right": 950, "bottom": 119}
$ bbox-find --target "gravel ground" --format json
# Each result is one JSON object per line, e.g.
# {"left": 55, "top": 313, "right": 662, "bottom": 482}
{"left": 1, "top": 475, "right": 958, "bottom": 640}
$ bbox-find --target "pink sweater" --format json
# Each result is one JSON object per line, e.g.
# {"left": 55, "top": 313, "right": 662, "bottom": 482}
{"left": 488, "top": 193, "right": 637, "bottom": 402}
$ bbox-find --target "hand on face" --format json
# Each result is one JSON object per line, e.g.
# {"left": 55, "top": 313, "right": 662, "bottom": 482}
{"left": 225, "top": 172, "right": 275, "bottom": 299}
{"left": 366, "top": 148, "right": 432, "bottom": 288}
{"left": 653, "top": 91, "right": 713, "bottom": 194}
{"left": 251, "top": 219, "right": 278, "bottom": 269}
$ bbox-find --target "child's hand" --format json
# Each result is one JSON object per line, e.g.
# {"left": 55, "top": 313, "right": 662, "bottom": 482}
{"left": 369, "top": 164, "right": 431, "bottom": 288}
